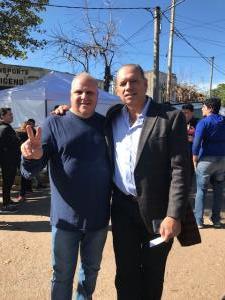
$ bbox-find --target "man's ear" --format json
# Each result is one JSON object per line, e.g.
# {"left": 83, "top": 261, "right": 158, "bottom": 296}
{"left": 114, "top": 85, "right": 118, "bottom": 96}
{"left": 144, "top": 78, "right": 148, "bottom": 92}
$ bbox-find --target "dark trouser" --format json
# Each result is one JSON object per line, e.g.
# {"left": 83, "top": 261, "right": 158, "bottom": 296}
{"left": 1, "top": 162, "right": 17, "bottom": 206}
{"left": 20, "top": 175, "right": 32, "bottom": 196}
{"left": 111, "top": 189, "right": 173, "bottom": 300}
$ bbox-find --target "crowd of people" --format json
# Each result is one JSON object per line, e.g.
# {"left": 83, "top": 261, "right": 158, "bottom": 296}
{"left": 0, "top": 64, "right": 224, "bottom": 300}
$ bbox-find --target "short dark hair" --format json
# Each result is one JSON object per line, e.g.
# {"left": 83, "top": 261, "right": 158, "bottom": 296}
{"left": 116, "top": 64, "right": 146, "bottom": 81}
{"left": 182, "top": 103, "right": 194, "bottom": 112}
{"left": 27, "top": 118, "right": 35, "bottom": 125}
{"left": 203, "top": 97, "right": 221, "bottom": 114}
{"left": 0, "top": 107, "right": 11, "bottom": 118}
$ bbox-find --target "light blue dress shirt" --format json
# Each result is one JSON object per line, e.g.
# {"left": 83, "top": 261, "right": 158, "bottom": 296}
{"left": 112, "top": 99, "right": 150, "bottom": 196}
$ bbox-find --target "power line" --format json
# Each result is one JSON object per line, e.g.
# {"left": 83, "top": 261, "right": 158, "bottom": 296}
{"left": 180, "top": 34, "right": 225, "bottom": 48}
{"left": 118, "top": 1, "right": 186, "bottom": 50}
{"left": 118, "top": 20, "right": 153, "bottom": 47}
{"left": 162, "top": 54, "right": 211, "bottom": 58}
{"left": 46, "top": 4, "right": 153, "bottom": 10}
{"left": 175, "top": 14, "right": 225, "bottom": 33}
{"left": 122, "top": 51, "right": 212, "bottom": 59}
{"left": 162, "top": 0, "right": 186, "bottom": 14}
{"left": 45, "top": 1, "right": 185, "bottom": 50}
{"left": 162, "top": 13, "right": 211, "bottom": 63}
{"left": 38, "top": 0, "right": 187, "bottom": 12}
{"left": 175, "top": 32, "right": 225, "bottom": 76}
{"left": 177, "top": 14, "right": 225, "bottom": 25}
{"left": 162, "top": 12, "right": 225, "bottom": 77}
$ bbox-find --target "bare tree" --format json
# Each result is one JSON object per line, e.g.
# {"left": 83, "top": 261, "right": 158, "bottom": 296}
{"left": 175, "top": 83, "right": 205, "bottom": 103}
{"left": 49, "top": 2, "right": 117, "bottom": 91}
{"left": 50, "top": 26, "right": 96, "bottom": 73}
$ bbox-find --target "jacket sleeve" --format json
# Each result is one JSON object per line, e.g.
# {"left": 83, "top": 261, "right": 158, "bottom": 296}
{"left": 20, "top": 149, "right": 49, "bottom": 179}
{"left": 192, "top": 119, "right": 205, "bottom": 156}
{"left": 167, "top": 110, "right": 190, "bottom": 220}
{"left": 21, "top": 117, "right": 55, "bottom": 179}
{"left": 1, "top": 126, "right": 20, "bottom": 163}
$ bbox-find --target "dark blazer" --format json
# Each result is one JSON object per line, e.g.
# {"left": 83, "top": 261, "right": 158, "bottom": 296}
{"left": 105, "top": 99, "right": 201, "bottom": 246}
{"left": 0, "top": 122, "right": 20, "bottom": 165}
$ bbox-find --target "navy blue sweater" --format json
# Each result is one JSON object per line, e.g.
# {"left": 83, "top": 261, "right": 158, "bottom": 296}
{"left": 192, "top": 113, "right": 225, "bottom": 158}
{"left": 22, "top": 111, "right": 111, "bottom": 231}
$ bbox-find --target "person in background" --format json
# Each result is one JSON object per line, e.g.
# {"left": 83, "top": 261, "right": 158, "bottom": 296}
{"left": 182, "top": 103, "right": 198, "bottom": 143}
{"left": 16, "top": 120, "right": 36, "bottom": 201}
{"left": 0, "top": 107, "right": 20, "bottom": 212}
{"left": 26, "top": 119, "right": 46, "bottom": 189}
{"left": 192, "top": 97, "right": 225, "bottom": 229}
{"left": 182, "top": 103, "right": 199, "bottom": 178}
{"left": 20, "top": 73, "right": 111, "bottom": 300}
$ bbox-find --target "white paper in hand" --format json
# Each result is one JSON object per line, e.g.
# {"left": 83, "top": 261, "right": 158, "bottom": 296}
{"left": 149, "top": 236, "right": 165, "bottom": 248}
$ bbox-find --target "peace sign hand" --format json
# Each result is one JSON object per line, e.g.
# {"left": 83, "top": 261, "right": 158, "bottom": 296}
{"left": 21, "top": 125, "right": 43, "bottom": 160}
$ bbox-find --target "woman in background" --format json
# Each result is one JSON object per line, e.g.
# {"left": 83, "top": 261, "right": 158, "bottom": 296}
{"left": 16, "top": 119, "right": 36, "bottom": 201}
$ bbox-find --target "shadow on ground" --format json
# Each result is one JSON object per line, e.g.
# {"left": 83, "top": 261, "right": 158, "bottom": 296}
{"left": 0, "top": 186, "right": 51, "bottom": 232}
{"left": 1, "top": 177, "right": 225, "bottom": 233}
{"left": 0, "top": 187, "right": 50, "bottom": 217}
{"left": 0, "top": 220, "right": 50, "bottom": 232}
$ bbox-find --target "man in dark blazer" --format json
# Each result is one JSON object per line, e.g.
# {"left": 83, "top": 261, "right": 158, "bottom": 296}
{"left": 105, "top": 64, "right": 199, "bottom": 300}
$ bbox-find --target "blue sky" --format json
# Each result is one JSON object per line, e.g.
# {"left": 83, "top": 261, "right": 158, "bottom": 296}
{"left": 2, "top": 0, "right": 225, "bottom": 93}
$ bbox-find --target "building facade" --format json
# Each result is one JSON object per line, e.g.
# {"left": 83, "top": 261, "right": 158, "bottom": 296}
{"left": 0, "top": 63, "right": 51, "bottom": 90}
{"left": 144, "top": 70, "right": 177, "bottom": 103}
{"left": 0, "top": 63, "right": 106, "bottom": 91}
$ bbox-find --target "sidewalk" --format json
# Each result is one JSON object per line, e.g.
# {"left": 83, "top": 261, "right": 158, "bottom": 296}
{"left": 0, "top": 182, "right": 225, "bottom": 300}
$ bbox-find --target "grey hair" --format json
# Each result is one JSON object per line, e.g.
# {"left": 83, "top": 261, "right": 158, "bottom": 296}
{"left": 71, "top": 72, "right": 98, "bottom": 92}
{"left": 115, "top": 64, "right": 146, "bottom": 84}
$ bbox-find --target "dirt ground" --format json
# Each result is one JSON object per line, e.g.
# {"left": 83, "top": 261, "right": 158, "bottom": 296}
{"left": 0, "top": 183, "right": 225, "bottom": 300}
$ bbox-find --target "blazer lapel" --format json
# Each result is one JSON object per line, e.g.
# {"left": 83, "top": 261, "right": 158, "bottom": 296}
{"left": 104, "top": 104, "right": 124, "bottom": 169}
{"left": 135, "top": 102, "right": 159, "bottom": 168}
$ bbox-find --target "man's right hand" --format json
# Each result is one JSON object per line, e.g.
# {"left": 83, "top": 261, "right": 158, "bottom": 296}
{"left": 21, "top": 125, "right": 43, "bottom": 160}
{"left": 52, "top": 105, "right": 70, "bottom": 115}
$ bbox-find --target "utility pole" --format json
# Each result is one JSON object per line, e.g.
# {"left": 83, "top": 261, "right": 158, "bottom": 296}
{"left": 153, "top": 6, "right": 161, "bottom": 102}
{"left": 166, "top": 0, "right": 176, "bottom": 103}
{"left": 209, "top": 56, "right": 214, "bottom": 97}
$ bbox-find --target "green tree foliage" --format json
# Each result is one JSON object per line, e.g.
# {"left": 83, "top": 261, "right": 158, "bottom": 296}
{"left": 0, "top": 0, "right": 48, "bottom": 59}
{"left": 212, "top": 83, "right": 225, "bottom": 106}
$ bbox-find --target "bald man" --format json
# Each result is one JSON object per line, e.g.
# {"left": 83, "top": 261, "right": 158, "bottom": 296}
{"left": 21, "top": 73, "right": 111, "bottom": 300}
{"left": 105, "top": 64, "right": 196, "bottom": 300}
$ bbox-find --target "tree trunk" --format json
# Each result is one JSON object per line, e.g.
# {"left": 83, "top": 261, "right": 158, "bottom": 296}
{"left": 104, "top": 65, "right": 112, "bottom": 92}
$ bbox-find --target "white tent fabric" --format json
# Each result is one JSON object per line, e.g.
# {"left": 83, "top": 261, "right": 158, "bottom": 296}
{"left": 0, "top": 71, "right": 120, "bottom": 128}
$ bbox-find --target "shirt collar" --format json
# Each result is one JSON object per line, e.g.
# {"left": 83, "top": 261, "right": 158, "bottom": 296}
{"left": 122, "top": 97, "right": 151, "bottom": 126}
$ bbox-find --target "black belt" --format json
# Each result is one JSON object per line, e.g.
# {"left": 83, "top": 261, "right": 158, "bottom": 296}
{"left": 113, "top": 185, "right": 137, "bottom": 202}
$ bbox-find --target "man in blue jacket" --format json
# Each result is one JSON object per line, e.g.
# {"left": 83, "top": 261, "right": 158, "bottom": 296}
{"left": 192, "top": 97, "right": 225, "bottom": 228}
{"left": 20, "top": 73, "right": 111, "bottom": 300}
